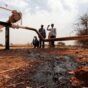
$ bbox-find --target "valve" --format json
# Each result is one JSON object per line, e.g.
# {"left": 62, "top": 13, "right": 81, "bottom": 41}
{"left": 8, "top": 10, "right": 22, "bottom": 24}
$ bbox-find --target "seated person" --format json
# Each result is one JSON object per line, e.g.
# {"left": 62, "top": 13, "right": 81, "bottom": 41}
{"left": 32, "top": 36, "right": 39, "bottom": 48}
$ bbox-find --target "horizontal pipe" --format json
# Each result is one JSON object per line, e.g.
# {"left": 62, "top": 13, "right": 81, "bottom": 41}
{"left": 0, "top": 21, "right": 88, "bottom": 42}
{"left": 0, "top": 21, "right": 11, "bottom": 27}
{"left": 18, "top": 26, "right": 88, "bottom": 41}
{"left": 44, "top": 35, "right": 88, "bottom": 41}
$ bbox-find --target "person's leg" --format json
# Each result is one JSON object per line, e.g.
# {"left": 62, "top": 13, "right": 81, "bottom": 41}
{"left": 34, "top": 44, "right": 36, "bottom": 48}
{"left": 52, "top": 41, "right": 54, "bottom": 47}
{"left": 39, "top": 39, "right": 42, "bottom": 48}
{"left": 53, "top": 36, "right": 56, "bottom": 47}
{"left": 48, "top": 33, "right": 51, "bottom": 48}
{"left": 42, "top": 41, "right": 45, "bottom": 48}
{"left": 51, "top": 36, "right": 55, "bottom": 47}
{"left": 32, "top": 42, "right": 35, "bottom": 48}
{"left": 50, "top": 40, "right": 52, "bottom": 47}
{"left": 37, "top": 41, "right": 39, "bottom": 48}
{"left": 50, "top": 36, "right": 53, "bottom": 47}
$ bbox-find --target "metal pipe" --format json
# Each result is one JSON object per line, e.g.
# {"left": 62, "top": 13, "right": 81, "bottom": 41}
{"left": 0, "top": 21, "right": 88, "bottom": 42}
{"left": 15, "top": 25, "right": 88, "bottom": 41}
{"left": 0, "top": 6, "right": 12, "bottom": 12}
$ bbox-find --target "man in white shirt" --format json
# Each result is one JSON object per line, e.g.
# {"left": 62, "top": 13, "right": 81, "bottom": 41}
{"left": 47, "top": 24, "right": 56, "bottom": 47}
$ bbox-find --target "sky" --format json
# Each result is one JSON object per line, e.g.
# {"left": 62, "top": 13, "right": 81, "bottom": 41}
{"left": 0, "top": 0, "right": 88, "bottom": 45}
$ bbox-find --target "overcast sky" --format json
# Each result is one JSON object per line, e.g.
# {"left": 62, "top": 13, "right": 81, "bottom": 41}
{"left": 0, "top": 0, "right": 88, "bottom": 45}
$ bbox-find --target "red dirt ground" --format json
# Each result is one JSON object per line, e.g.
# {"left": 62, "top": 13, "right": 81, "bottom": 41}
{"left": 0, "top": 48, "right": 88, "bottom": 88}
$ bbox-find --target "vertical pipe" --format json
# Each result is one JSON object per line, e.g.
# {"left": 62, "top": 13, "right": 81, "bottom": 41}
{"left": 5, "top": 26, "right": 10, "bottom": 50}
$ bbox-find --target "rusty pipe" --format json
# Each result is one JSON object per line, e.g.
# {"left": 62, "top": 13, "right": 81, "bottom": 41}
{"left": 0, "top": 21, "right": 88, "bottom": 42}
{"left": 14, "top": 25, "right": 88, "bottom": 41}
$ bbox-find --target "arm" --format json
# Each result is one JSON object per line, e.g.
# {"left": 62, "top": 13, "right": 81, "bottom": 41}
{"left": 47, "top": 25, "right": 51, "bottom": 31}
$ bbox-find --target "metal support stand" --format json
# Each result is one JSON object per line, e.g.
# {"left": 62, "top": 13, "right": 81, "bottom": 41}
{"left": 0, "top": 21, "right": 11, "bottom": 50}
{"left": 5, "top": 26, "right": 10, "bottom": 50}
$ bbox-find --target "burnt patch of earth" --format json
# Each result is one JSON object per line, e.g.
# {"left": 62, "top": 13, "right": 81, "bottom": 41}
{"left": 27, "top": 49, "right": 78, "bottom": 88}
